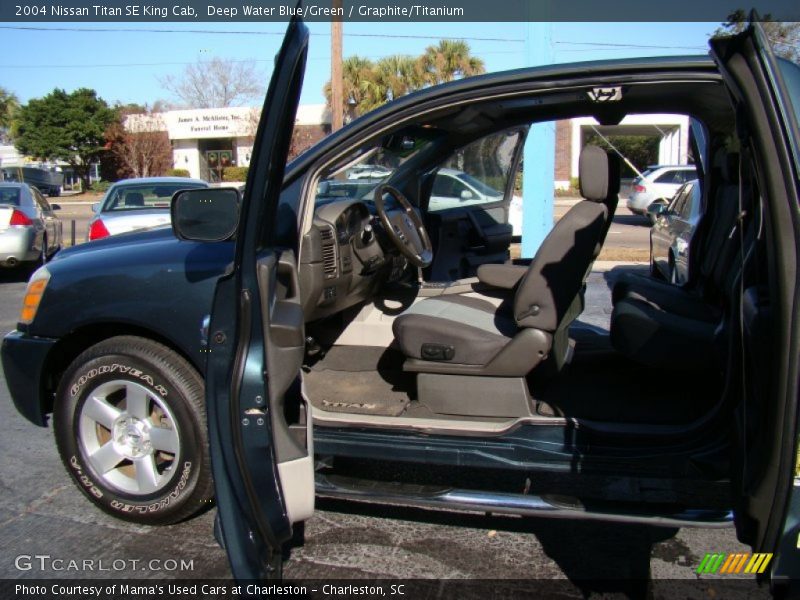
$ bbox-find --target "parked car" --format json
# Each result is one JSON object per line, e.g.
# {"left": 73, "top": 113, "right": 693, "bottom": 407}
{"left": 0, "top": 182, "right": 62, "bottom": 268}
{"left": 2, "top": 19, "right": 799, "bottom": 593}
{"left": 87, "top": 177, "right": 208, "bottom": 241}
{"left": 648, "top": 179, "right": 702, "bottom": 284}
{"left": 627, "top": 164, "right": 697, "bottom": 220}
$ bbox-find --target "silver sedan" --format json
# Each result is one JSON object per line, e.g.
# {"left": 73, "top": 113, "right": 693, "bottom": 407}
{"left": 0, "top": 182, "right": 62, "bottom": 268}
{"left": 87, "top": 177, "right": 208, "bottom": 241}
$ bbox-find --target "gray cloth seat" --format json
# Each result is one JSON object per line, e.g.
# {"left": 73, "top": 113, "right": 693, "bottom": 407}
{"left": 125, "top": 192, "right": 145, "bottom": 207}
{"left": 610, "top": 152, "right": 744, "bottom": 370}
{"left": 394, "top": 146, "right": 620, "bottom": 375}
{"left": 393, "top": 295, "right": 517, "bottom": 365}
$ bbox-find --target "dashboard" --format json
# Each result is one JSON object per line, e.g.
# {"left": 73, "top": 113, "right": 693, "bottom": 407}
{"left": 299, "top": 199, "right": 405, "bottom": 321}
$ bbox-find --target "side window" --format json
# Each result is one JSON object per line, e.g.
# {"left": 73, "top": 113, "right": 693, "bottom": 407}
{"left": 428, "top": 129, "right": 523, "bottom": 213}
{"left": 32, "top": 189, "right": 52, "bottom": 213}
{"left": 677, "top": 183, "right": 695, "bottom": 219}
{"left": 669, "top": 187, "right": 688, "bottom": 215}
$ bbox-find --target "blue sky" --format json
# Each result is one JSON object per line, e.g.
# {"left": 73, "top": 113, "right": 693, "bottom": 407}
{"left": 0, "top": 21, "right": 722, "bottom": 108}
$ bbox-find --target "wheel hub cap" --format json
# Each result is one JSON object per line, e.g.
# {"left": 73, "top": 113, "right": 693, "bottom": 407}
{"left": 112, "top": 417, "right": 152, "bottom": 459}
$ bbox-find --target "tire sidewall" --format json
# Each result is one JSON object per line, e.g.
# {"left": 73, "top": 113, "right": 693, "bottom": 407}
{"left": 54, "top": 344, "right": 206, "bottom": 525}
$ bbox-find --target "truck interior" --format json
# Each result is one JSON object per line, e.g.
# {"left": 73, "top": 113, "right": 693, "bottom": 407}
{"left": 280, "top": 71, "right": 771, "bottom": 448}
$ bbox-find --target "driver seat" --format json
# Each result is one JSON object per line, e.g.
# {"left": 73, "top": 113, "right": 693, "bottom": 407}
{"left": 391, "top": 147, "right": 619, "bottom": 415}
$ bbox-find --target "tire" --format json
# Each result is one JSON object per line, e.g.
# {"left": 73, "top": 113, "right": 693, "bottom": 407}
{"left": 54, "top": 335, "right": 213, "bottom": 525}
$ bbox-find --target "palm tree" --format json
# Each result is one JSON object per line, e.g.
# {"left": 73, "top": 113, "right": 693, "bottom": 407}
{"left": 0, "top": 87, "right": 19, "bottom": 134}
{"left": 358, "top": 55, "right": 425, "bottom": 113}
{"left": 323, "top": 55, "right": 376, "bottom": 124}
{"left": 417, "top": 40, "right": 486, "bottom": 86}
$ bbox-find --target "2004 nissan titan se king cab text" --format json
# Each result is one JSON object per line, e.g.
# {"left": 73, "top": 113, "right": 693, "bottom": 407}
{"left": 2, "top": 13, "right": 800, "bottom": 595}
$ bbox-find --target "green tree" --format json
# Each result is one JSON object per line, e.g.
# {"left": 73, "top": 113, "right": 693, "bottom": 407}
{"left": 0, "top": 87, "right": 19, "bottom": 132}
{"left": 13, "top": 88, "right": 116, "bottom": 190}
{"left": 417, "top": 40, "right": 485, "bottom": 85}
{"left": 324, "top": 40, "right": 486, "bottom": 123}
{"left": 714, "top": 11, "right": 799, "bottom": 63}
{"left": 324, "top": 56, "right": 377, "bottom": 124}
{"left": 584, "top": 134, "right": 662, "bottom": 179}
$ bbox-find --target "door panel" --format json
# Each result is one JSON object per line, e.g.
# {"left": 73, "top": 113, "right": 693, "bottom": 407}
{"left": 711, "top": 21, "right": 800, "bottom": 570}
{"left": 206, "top": 15, "right": 310, "bottom": 581}
{"left": 256, "top": 250, "right": 313, "bottom": 524}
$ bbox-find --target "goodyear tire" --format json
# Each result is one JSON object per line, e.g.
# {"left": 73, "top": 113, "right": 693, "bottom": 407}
{"left": 54, "top": 335, "right": 213, "bottom": 525}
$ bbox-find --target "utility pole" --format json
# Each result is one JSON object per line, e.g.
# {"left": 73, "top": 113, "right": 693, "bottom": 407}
{"left": 330, "top": 0, "right": 343, "bottom": 131}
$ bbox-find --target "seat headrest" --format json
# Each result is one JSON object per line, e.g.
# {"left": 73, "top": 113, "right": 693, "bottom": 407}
{"left": 579, "top": 145, "right": 620, "bottom": 202}
{"left": 125, "top": 192, "right": 145, "bottom": 207}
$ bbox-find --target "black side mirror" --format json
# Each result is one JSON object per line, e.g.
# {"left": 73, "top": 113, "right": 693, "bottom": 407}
{"left": 646, "top": 201, "right": 668, "bottom": 218}
{"left": 50, "top": 204, "right": 62, "bottom": 211}
{"left": 171, "top": 188, "right": 240, "bottom": 242}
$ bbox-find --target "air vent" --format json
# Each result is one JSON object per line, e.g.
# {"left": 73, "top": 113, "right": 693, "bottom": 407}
{"left": 321, "top": 226, "right": 337, "bottom": 278}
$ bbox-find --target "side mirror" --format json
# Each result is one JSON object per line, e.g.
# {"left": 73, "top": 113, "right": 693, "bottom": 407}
{"left": 91, "top": 202, "right": 100, "bottom": 213}
{"left": 50, "top": 204, "right": 61, "bottom": 211}
{"left": 646, "top": 201, "right": 668, "bottom": 218}
{"left": 171, "top": 188, "right": 240, "bottom": 242}
{"left": 460, "top": 189, "right": 475, "bottom": 200}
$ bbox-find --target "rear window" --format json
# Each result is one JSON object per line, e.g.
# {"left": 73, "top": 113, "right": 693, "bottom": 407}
{"left": 655, "top": 168, "right": 695, "bottom": 185}
{"left": 0, "top": 188, "right": 21, "bottom": 206}
{"left": 102, "top": 182, "right": 206, "bottom": 211}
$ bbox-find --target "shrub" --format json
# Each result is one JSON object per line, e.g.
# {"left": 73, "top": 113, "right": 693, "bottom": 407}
{"left": 89, "top": 180, "right": 111, "bottom": 193}
{"left": 223, "top": 166, "right": 248, "bottom": 182}
{"left": 166, "top": 168, "right": 191, "bottom": 177}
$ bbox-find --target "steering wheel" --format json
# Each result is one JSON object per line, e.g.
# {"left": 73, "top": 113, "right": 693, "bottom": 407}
{"left": 373, "top": 184, "right": 433, "bottom": 269}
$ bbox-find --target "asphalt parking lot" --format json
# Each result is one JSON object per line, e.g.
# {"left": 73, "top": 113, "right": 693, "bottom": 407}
{"left": 0, "top": 262, "right": 768, "bottom": 599}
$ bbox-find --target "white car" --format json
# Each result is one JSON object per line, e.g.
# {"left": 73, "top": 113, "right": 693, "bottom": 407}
{"left": 626, "top": 165, "right": 697, "bottom": 219}
{"left": 430, "top": 168, "right": 523, "bottom": 236}
{"left": 87, "top": 177, "right": 208, "bottom": 241}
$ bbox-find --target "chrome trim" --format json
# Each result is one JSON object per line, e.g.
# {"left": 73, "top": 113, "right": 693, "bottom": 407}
{"left": 316, "top": 474, "right": 734, "bottom": 529}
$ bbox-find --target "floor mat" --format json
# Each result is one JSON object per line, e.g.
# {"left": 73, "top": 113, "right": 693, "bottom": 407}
{"left": 304, "top": 369, "right": 411, "bottom": 416}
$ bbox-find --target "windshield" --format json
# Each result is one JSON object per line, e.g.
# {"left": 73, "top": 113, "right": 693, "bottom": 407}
{"left": 315, "top": 134, "right": 436, "bottom": 208}
{"left": 0, "top": 187, "right": 21, "bottom": 206}
{"left": 102, "top": 182, "right": 206, "bottom": 212}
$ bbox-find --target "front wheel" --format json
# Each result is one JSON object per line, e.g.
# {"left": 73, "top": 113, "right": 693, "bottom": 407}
{"left": 54, "top": 336, "right": 213, "bottom": 525}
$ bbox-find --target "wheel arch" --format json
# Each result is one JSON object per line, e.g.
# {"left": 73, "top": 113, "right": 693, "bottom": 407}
{"left": 41, "top": 322, "right": 202, "bottom": 423}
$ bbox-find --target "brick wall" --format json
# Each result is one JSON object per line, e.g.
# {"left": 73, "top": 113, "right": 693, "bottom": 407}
{"left": 554, "top": 119, "right": 572, "bottom": 184}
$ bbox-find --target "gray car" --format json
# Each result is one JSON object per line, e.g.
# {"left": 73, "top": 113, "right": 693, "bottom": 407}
{"left": 87, "top": 177, "right": 208, "bottom": 241}
{"left": 648, "top": 179, "right": 702, "bottom": 284}
{"left": 0, "top": 182, "right": 62, "bottom": 268}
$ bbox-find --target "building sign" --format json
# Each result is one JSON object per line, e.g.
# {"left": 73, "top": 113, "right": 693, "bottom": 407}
{"left": 163, "top": 107, "right": 257, "bottom": 140}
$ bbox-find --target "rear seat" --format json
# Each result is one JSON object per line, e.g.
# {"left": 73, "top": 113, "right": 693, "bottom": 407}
{"left": 610, "top": 151, "right": 749, "bottom": 370}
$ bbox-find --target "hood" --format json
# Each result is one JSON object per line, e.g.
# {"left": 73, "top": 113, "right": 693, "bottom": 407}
{"left": 56, "top": 226, "right": 177, "bottom": 260}
{"left": 49, "top": 226, "right": 235, "bottom": 279}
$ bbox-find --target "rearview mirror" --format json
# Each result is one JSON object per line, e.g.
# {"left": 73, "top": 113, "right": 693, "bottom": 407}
{"left": 460, "top": 189, "right": 475, "bottom": 200}
{"left": 50, "top": 204, "right": 61, "bottom": 211}
{"left": 91, "top": 202, "right": 100, "bottom": 213}
{"left": 171, "top": 188, "right": 240, "bottom": 242}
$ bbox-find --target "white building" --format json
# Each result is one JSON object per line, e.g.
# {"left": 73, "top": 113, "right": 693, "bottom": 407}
{"left": 127, "top": 104, "right": 331, "bottom": 182}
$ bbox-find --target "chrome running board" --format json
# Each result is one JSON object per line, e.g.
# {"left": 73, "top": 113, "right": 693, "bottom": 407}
{"left": 315, "top": 474, "right": 733, "bottom": 529}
